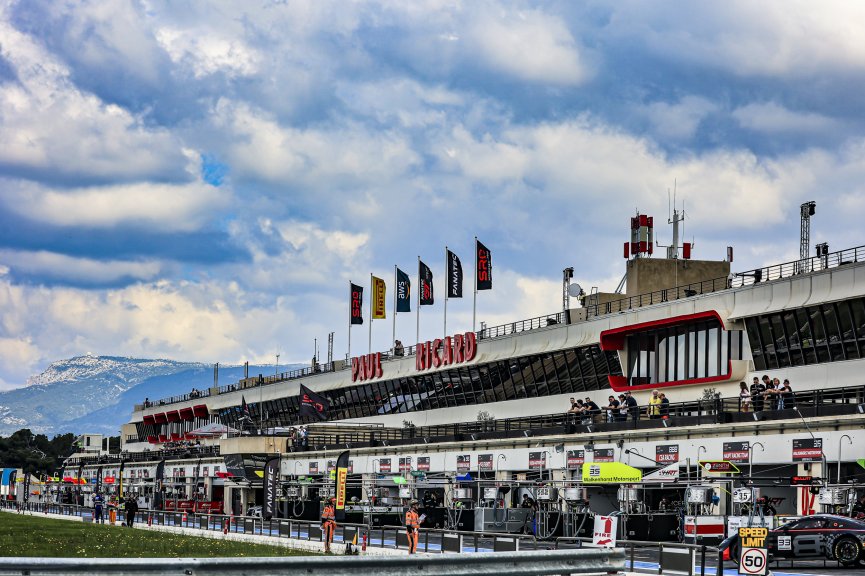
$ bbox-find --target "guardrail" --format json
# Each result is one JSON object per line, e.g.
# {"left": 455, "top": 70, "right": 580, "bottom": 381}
{"left": 0, "top": 549, "right": 625, "bottom": 576}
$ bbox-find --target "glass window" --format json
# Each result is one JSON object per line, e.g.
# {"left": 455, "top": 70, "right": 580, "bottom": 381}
{"left": 794, "top": 308, "right": 817, "bottom": 364}
{"left": 744, "top": 317, "right": 765, "bottom": 371}
{"left": 808, "top": 306, "right": 831, "bottom": 363}
{"left": 499, "top": 361, "right": 518, "bottom": 401}
{"left": 541, "top": 354, "right": 561, "bottom": 395}
{"left": 770, "top": 314, "right": 791, "bottom": 368}
{"left": 719, "top": 327, "right": 729, "bottom": 374}
{"left": 821, "top": 304, "right": 845, "bottom": 361}
{"left": 782, "top": 311, "right": 805, "bottom": 366}
{"left": 852, "top": 298, "right": 865, "bottom": 339}
{"left": 696, "top": 327, "right": 707, "bottom": 377}
{"left": 757, "top": 315, "right": 777, "bottom": 369}
{"left": 675, "top": 328, "right": 687, "bottom": 381}
{"left": 836, "top": 301, "right": 860, "bottom": 360}
{"left": 658, "top": 331, "right": 668, "bottom": 382}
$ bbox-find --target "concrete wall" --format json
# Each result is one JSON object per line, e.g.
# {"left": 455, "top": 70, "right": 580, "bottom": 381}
{"left": 626, "top": 258, "right": 730, "bottom": 297}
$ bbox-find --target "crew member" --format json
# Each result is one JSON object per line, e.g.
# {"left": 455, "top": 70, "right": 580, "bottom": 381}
{"left": 321, "top": 497, "right": 336, "bottom": 553}
{"left": 405, "top": 499, "right": 422, "bottom": 554}
{"left": 851, "top": 495, "right": 865, "bottom": 519}
{"left": 93, "top": 492, "right": 105, "bottom": 524}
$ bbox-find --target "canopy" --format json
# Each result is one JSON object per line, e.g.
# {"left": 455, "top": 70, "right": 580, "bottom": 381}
{"left": 187, "top": 423, "right": 239, "bottom": 437}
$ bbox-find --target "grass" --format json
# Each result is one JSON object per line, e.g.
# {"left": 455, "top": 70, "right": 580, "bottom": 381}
{"left": 0, "top": 512, "right": 317, "bottom": 558}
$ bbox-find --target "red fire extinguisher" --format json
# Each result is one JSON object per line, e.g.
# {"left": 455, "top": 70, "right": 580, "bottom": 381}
{"left": 224, "top": 518, "right": 229, "bottom": 534}
{"left": 362, "top": 531, "right": 367, "bottom": 552}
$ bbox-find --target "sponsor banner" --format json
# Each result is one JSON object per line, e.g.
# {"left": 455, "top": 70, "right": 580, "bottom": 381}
{"left": 399, "top": 457, "right": 412, "bottom": 472}
{"left": 478, "top": 454, "right": 493, "bottom": 471}
{"left": 656, "top": 444, "right": 679, "bottom": 463}
{"left": 447, "top": 249, "right": 463, "bottom": 298}
{"left": 582, "top": 462, "right": 642, "bottom": 484}
{"left": 457, "top": 455, "right": 471, "bottom": 472}
{"left": 700, "top": 460, "right": 740, "bottom": 474}
{"left": 792, "top": 438, "right": 823, "bottom": 462}
{"left": 593, "top": 448, "right": 615, "bottom": 463}
{"left": 299, "top": 384, "right": 329, "bottom": 421}
{"left": 419, "top": 261, "right": 434, "bottom": 305}
{"left": 350, "top": 283, "right": 364, "bottom": 325}
{"left": 417, "top": 457, "right": 430, "bottom": 472}
{"left": 379, "top": 458, "right": 391, "bottom": 473}
{"left": 476, "top": 240, "right": 492, "bottom": 290}
{"left": 724, "top": 441, "right": 750, "bottom": 463}
{"left": 263, "top": 457, "right": 279, "bottom": 520}
{"left": 593, "top": 515, "right": 618, "bottom": 547}
{"left": 643, "top": 462, "right": 680, "bottom": 483}
{"left": 309, "top": 462, "right": 319, "bottom": 474}
{"left": 528, "top": 451, "right": 547, "bottom": 469}
{"left": 372, "top": 276, "right": 386, "bottom": 319}
{"left": 335, "top": 450, "right": 350, "bottom": 518}
{"left": 567, "top": 450, "right": 585, "bottom": 469}
{"left": 396, "top": 268, "right": 411, "bottom": 313}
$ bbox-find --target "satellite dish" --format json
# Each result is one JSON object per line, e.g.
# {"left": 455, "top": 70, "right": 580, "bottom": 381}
{"left": 568, "top": 283, "right": 583, "bottom": 297}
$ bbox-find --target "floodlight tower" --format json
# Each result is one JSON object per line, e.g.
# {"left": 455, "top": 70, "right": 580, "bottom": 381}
{"left": 800, "top": 201, "right": 816, "bottom": 261}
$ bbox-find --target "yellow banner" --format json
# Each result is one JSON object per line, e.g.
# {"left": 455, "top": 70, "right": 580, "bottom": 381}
{"left": 336, "top": 468, "right": 348, "bottom": 510}
{"left": 581, "top": 462, "right": 642, "bottom": 484}
{"left": 372, "top": 276, "right": 386, "bottom": 319}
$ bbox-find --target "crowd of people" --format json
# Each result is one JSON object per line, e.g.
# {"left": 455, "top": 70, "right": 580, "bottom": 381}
{"left": 740, "top": 375, "right": 796, "bottom": 412}
{"left": 288, "top": 426, "right": 309, "bottom": 450}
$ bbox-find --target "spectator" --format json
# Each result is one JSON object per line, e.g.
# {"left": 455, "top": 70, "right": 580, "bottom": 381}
{"left": 763, "top": 379, "right": 780, "bottom": 410}
{"left": 617, "top": 394, "right": 629, "bottom": 422}
{"left": 624, "top": 391, "right": 639, "bottom": 421}
{"left": 604, "top": 395, "right": 620, "bottom": 423}
{"left": 394, "top": 340, "right": 405, "bottom": 357}
{"left": 659, "top": 392, "right": 670, "bottom": 419}
{"left": 739, "top": 382, "right": 751, "bottom": 412}
{"left": 568, "top": 398, "right": 583, "bottom": 414}
{"left": 780, "top": 379, "right": 795, "bottom": 409}
{"left": 583, "top": 397, "right": 600, "bottom": 416}
{"left": 299, "top": 426, "right": 309, "bottom": 450}
{"left": 648, "top": 389, "right": 662, "bottom": 419}
{"left": 750, "top": 377, "right": 765, "bottom": 412}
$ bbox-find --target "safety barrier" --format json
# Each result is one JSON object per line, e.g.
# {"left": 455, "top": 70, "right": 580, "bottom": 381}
{"left": 0, "top": 548, "right": 624, "bottom": 575}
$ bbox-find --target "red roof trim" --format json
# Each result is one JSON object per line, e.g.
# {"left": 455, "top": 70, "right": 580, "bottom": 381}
{"left": 192, "top": 404, "right": 209, "bottom": 418}
{"left": 166, "top": 410, "right": 181, "bottom": 422}
{"left": 153, "top": 413, "right": 168, "bottom": 424}
{"left": 179, "top": 407, "right": 194, "bottom": 421}
{"left": 599, "top": 310, "right": 724, "bottom": 351}
{"left": 142, "top": 415, "right": 155, "bottom": 425}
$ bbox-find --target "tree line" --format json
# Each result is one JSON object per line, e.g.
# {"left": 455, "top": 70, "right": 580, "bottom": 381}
{"left": 0, "top": 429, "right": 117, "bottom": 476}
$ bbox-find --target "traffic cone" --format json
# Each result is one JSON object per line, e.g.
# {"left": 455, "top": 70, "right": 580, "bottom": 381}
{"left": 182, "top": 511, "right": 187, "bottom": 524}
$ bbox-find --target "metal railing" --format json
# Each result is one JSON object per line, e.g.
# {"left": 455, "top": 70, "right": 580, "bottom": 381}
{"left": 142, "top": 244, "right": 865, "bottom": 409}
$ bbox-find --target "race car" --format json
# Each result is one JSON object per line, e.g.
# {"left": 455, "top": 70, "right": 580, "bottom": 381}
{"left": 721, "top": 514, "right": 865, "bottom": 567}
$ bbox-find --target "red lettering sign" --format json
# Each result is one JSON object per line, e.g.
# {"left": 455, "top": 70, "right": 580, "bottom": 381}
{"left": 350, "top": 352, "right": 383, "bottom": 382}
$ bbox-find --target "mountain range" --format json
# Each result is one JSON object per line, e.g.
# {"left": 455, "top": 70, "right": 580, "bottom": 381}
{"left": 0, "top": 355, "right": 303, "bottom": 437}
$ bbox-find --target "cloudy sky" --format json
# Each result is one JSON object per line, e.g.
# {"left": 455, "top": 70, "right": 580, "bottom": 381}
{"left": 1, "top": 0, "right": 865, "bottom": 390}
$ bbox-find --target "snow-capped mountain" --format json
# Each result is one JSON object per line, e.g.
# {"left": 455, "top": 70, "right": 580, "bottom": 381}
{"left": 0, "top": 356, "right": 303, "bottom": 437}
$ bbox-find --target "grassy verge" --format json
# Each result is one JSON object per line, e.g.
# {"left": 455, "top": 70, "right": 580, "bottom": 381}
{"left": 0, "top": 513, "right": 317, "bottom": 558}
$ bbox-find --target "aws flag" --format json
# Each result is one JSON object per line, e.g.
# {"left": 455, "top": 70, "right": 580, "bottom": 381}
{"left": 299, "top": 384, "right": 329, "bottom": 421}
{"left": 419, "top": 261, "right": 434, "bottom": 305}
{"left": 476, "top": 240, "right": 492, "bottom": 290}
{"left": 350, "top": 283, "right": 364, "bottom": 325}
{"left": 447, "top": 249, "right": 463, "bottom": 298}
{"left": 396, "top": 268, "right": 411, "bottom": 313}
{"left": 335, "top": 450, "right": 350, "bottom": 520}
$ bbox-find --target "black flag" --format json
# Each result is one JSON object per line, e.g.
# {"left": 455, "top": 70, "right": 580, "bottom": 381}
{"left": 299, "top": 384, "right": 329, "bottom": 421}
{"left": 350, "top": 283, "right": 364, "bottom": 325}
{"left": 476, "top": 240, "right": 492, "bottom": 290}
{"left": 154, "top": 459, "right": 166, "bottom": 510}
{"left": 23, "top": 473, "right": 30, "bottom": 502}
{"left": 447, "top": 249, "right": 463, "bottom": 298}
{"left": 95, "top": 466, "right": 102, "bottom": 494}
{"left": 263, "top": 457, "right": 279, "bottom": 520}
{"left": 419, "top": 260, "right": 434, "bottom": 305}
{"left": 396, "top": 268, "right": 411, "bottom": 313}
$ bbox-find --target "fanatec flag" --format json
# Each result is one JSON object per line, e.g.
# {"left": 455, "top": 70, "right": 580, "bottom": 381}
{"left": 350, "top": 283, "right": 364, "bottom": 325}
{"left": 396, "top": 268, "right": 411, "bottom": 312}
{"left": 476, "top": 240, "right": 492, "bottom": 290}
{"left": 372, "top": 276, "right": 386, "bottom": 319}
{"left": 263, "top": 457, "right": 279, "bottom": 520}
{"left": 419, "top": 260, "right": 434, "bottom": 305}
{"left": 447, "top": 249, "right": 463, "bottom": 298}
{"left": 335, "top": 450, "right": 350, "bottom": 520}
{"left": 23, "top": 473, "right": 30, "bottom": 501}
{"left": 95, "top": 466, "right": 102, "bottom": 494}
{"left": 299, "top": 384, "right": 329, "bottom": 421}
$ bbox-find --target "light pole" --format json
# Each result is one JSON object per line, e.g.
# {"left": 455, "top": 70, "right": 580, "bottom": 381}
{"left": 275, "top": 353, "right": 280, "bottom": 376}
{"left": 748, "top": 442, "right": 765, "bottom": 482}
{"left": 838, "top": 434, "right": 852, "bottom": 484}
{"left": 697, "top": 446, "right": 707, "bottom": 481}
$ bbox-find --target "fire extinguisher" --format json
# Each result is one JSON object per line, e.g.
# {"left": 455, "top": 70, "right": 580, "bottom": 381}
{"left": 224, "top": 518, "right": 229, "bottom": 534}
{"left": 362, "top": 531, "right": 367, "bottom": 552}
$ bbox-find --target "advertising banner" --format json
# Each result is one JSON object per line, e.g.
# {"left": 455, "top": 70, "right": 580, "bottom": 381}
{"left": 792, "top": 438, "right": 823, "bottom": 462}
{"left": 723, "top": 441, "right": 750, "bottom": 463}
{"left": 457, "top": 455, "right": 471, "bottom": 472}
{"left": 478, "top": 454, "right": 493, "bottom": 471}
{"left": 593, "top": 448, "right": 615, "bottom": 463}
{"left": 582, "top": 462, "right": 642, "bottom": 484}
{"left": 655, "top": 444, "right": 679, "bottom": 463}
{"left": 567, "top": 450, "right": 585, "bottom": 469}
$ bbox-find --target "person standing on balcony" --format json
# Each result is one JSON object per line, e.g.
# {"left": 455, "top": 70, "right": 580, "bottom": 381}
{"left": 624, "top": 391, "right": 639, "bottom": 421}
{"left": 739, "top": 382, "right": 751, "bottom": 412}
{"left": 750, "top": 377, "right": 765, "bottom": 412}
{"left": 648, "top": 390, "right": 662, "bottom": 419}
{"left": 659, "top": 393, "right": 670, "bottom": 419}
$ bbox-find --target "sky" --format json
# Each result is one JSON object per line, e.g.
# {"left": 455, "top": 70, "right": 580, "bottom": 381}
{"left": 2, "top": 0, "right": 865, "bottom": 390}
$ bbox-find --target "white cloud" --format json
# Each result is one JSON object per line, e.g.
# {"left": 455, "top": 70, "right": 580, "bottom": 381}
{"left": 0, "top": 177, "right": 230, "bottom": 232}
{"left": 156, "top": 26, "right": 260, "bottom": 78}
{"left": 0, "top": 250, "right": 163, "bottom": 284}
{"left": 732, "top": 102, "right": 839, "bottom": 134}
{"left": 643, "top": 96, "right": 718, "bottom": 141}
{"left": 465, "top": 8, "right": 588, "bottom": 85}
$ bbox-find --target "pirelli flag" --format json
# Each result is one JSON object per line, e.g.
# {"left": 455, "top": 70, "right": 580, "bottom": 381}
{"left": 335, "top": 450, "right": 350, "bottom": 520}
{"left": 350, "top": 283, "right": 364, "bottom": 325}
{"left": 372, "top": 275, "right": 386, "bottom": 319}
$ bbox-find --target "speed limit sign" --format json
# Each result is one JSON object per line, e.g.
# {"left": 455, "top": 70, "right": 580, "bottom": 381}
{"left": 739, "top": 547, "right": 768, "bottom": 575}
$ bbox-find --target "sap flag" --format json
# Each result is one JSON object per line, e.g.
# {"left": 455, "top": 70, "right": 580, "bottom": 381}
{"left": 642, "top": 462, "right": 680, "bottom": 483}
{"left": 593, "top": 515, "right": 618, "bottom": 547}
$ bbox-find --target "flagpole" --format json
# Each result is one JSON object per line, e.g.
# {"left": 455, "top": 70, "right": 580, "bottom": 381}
{"left": 473, "top": 236, "right": 478, "bottom": 333}
{"left": 348, "top": 281, "right": 352, "bottom": 361}
{"left": 444, "top": 246, "right": 448, "bottom": 339}
{"left": 392, "top": 265, "right": 397, "bottom": 354}
{"left": 416, "top": 256, "right": 421, "bottom": 345}
{"left": 368, "top": 273, "right": 373, "bottom": 354}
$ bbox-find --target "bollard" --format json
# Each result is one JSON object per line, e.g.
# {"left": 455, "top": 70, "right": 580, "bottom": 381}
{"left": 147, "top": 514, "right": 152, "bottom": 526}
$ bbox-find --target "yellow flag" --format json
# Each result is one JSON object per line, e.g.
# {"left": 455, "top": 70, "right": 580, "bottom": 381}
{"left": 372, "top": 276, "right": 386, "bottom": 319}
